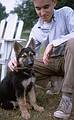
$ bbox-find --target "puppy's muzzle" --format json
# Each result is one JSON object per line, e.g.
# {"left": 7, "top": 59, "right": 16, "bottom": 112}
{"left": 28, "top": 59, "right": 33, "bottom": 67}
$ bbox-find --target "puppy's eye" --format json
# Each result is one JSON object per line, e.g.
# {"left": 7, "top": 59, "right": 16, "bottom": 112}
{"left": 29, "top": 51, "right": 33, "bottom": 56}
{"left": 22, "top": 53, "right": 27, "bottom": 57}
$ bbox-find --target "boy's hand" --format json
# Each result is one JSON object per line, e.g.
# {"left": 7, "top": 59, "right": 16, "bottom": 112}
{"left": 43, "top": 44, "right": 53, "bottom": 64}
{"left": 8, "top": 58, "right": 17, "bottom": 71}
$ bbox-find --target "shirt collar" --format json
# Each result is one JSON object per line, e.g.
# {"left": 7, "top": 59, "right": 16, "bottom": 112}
{"left": 53, "top": 9, "right": 57, "bottom": 21}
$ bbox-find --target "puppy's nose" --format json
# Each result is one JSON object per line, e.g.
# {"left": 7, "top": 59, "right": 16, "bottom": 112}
{"left": 28, "top": 59, "right": 33, "bottom": 66}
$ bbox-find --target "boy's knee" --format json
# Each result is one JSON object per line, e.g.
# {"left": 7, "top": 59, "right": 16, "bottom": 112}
{"left": 66, "top": 38, "right": 74, "bottom": 55}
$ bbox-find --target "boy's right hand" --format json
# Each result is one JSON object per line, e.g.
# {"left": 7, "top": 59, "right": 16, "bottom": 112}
{"left": 8, "top": 58, "right": 17, "bottom": 71}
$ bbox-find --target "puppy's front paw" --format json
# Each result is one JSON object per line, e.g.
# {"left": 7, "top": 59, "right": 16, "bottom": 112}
{"left": 21, "top": 110, "right": 30, "bottom": 120}
{"left": 33, "top": 104, "right": 44, "bottom": 112}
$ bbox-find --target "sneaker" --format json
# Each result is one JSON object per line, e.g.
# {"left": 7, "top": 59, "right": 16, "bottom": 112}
{"left": 46, "top": 77, "right": 63, "bottom": 95}
{"left": 46, "top": 89, "right": 60, "bottom": 95}
{"left": 54, "top": 95, "right": 72, "bottom": 119}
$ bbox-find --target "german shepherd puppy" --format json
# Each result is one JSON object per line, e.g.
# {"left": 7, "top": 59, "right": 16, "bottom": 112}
{"left": 0, "top": 43, "right": 44, "bottom": 120}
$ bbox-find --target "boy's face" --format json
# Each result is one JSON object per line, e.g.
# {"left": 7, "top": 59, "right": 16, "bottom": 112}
{"left": 33, "top": 0, "right": 57, "bottom": 22}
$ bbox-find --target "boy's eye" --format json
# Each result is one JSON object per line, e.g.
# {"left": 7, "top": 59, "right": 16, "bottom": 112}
{"left": 35, "top": 4, "right": 50, "bottom": 10}
{"left": 36, "top": 7, "right": 41, "bottom": 11}
{"left": 43, "top": 5, "right": 50, "bottom": 9}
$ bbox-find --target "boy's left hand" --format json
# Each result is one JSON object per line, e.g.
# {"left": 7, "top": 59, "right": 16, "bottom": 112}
{"left": 43, "top": 44, "right": 53, "bottom": 64}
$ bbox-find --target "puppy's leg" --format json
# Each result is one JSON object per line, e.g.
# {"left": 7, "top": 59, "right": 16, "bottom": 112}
{"left": 18, "top": 97, "right": 30, "bottom": 120}
{"left": 29, "top": 87, "right": 44, "bottom": 112}
{"left": 10, "top": 101, "right": 18, "bottom": 109}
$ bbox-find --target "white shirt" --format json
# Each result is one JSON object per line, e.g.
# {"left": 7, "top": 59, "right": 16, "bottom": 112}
{"left": 27, "top": 6, "right": 74, "bottom": 57}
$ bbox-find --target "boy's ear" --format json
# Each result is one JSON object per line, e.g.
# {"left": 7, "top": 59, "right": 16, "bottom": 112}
{"left": 14, "top": 41, "right": 23, "bottom": 57}
{"left": 53, "top": 0, "right": 57, "bottom": 7}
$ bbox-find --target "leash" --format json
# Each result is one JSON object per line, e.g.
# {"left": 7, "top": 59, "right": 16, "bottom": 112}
{"left": 14, "top": 66, "right": 33, "bottom": 70}
{"left": 14, "top": 66, "right": 34, "bottom": 76}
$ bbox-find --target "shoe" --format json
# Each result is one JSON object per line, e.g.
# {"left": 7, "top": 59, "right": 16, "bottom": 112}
{"left": 46, "top": 77, "right": 63, "bottom": 95}
{"left": 54, "top": 95, "right": 72, "bottom": 119}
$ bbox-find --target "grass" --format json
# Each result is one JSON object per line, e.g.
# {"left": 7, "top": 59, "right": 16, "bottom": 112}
{"left": 0, "top": 88, "right": 74, "bottom": 120}
{"left": 21, "top": 30, "right": 30, "bottom": 40}
{"left": 0, "top": 88, "right": 58, "bottom": 120}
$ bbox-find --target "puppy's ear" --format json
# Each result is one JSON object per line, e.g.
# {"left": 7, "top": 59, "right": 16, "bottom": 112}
{"left": 14, "top": 41, "right": 23, "bottom": 57}
{"left": 26, "top": 38, "right": 35, "bottom": 52}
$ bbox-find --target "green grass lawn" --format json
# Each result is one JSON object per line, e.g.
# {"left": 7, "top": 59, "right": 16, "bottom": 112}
{"left": 21, "top": 30, "right": 30, "bottom": 40}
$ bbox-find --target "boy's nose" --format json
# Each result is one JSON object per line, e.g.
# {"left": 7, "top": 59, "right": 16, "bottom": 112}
{"left": 40, "top": 8, "right": 46, "bottom": 16}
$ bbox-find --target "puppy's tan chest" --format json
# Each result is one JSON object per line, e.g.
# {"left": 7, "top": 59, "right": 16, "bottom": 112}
{"left": 22, "top": 77, "right": 35, "bottom": 89}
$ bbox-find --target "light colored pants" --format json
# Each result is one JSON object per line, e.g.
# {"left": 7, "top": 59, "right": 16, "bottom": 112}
{"left": 34, "top": 39, "right": 74, "bottom": 94}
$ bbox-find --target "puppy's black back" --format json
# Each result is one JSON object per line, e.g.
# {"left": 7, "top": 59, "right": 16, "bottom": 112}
{"left": 0, "top": 72, "right": 16, "bottom": 101}
{"left": 0, "top": 47, "right": 35, "bottom": 109}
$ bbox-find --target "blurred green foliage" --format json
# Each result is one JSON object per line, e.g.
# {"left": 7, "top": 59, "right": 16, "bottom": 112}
{"left": 0, "top": 3, "right": 7, "bottom": 21}
{"left": 57, "top": 0, "right": 74, "bottom": 9}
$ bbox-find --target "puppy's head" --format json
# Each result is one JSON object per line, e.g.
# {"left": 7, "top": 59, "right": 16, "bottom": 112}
{"left": 17, "top": 47, "right": 35, "bottom": 69}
